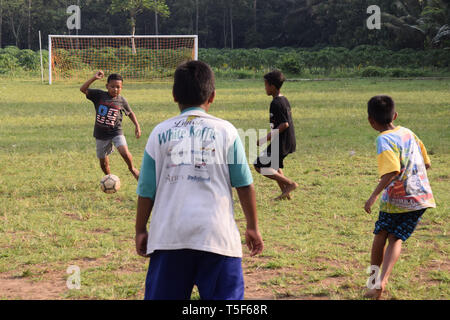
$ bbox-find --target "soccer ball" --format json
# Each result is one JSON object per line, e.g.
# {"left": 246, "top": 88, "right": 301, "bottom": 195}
{"left": 100, "top": 174, "right": 120, "bottom": 194}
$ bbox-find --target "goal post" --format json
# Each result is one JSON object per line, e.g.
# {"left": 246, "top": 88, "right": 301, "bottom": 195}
{"left": 48, "top": 35, "right": 198, "bottom": 84}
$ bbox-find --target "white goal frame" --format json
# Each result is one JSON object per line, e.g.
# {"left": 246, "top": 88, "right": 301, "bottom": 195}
{"left": 48, "top": 34, "right": 199, "bottom": 84}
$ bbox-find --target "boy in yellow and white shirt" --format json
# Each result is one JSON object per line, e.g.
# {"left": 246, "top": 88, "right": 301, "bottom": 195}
{"left": 364, "top": 95, "right": 436, "bottom": 300}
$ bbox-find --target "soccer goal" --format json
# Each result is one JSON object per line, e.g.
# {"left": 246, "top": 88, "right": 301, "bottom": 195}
{"left": 48, "top": 35, "right": 198, "bottom": 84}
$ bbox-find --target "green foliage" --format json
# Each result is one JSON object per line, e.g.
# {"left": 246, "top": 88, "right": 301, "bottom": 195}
{"left": 360, "top": 66, "right": 386, "bottom": 77}
{"left": 1, "top": 46, "right": 449, "bottom": 79}
{"left": 0, "top": 54, "right": 19, "bottom": 73}
{"left": 278, "top": 53, "right": 304, "bottom": 75}
{"left": 2, "top": 0, "right": 449, "bottom": 52}
{"left": 110, "top": 0, "right": 170, "bottom": 17}
{"left": 200, "top": 46, "right": 450, "bottom": 76}
{"left": 17, "top": 50, "right": 40, "bottom": 71}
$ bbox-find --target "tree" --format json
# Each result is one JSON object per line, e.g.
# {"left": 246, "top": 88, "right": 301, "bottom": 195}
{"left": 110, "top": 0, "right": 169, "bottom": 53}
{"left": 381, "top": 0, "right": 429, "bottom": 48}
{"left": 3, "top": 0, "right": 28, "bottom": 47}
{"left": 27, "top": 0, "right": 31, "bottom": 49}
{"left": 0, "top": 0, "right": 3, "bottom": 48}
{"left": 421, "top": 0, "right": 450, "bottom": 47}
{"left": 110, "top": 0, "right": 170, "bottom": 35}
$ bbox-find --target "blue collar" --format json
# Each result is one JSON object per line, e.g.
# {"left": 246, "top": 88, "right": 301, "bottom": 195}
{"left": 180, "top": 107, "right": 205, "bottom": 114}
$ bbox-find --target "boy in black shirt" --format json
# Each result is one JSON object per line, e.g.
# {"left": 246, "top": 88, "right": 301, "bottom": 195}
{"left": 80, "top": 70, "right": 141, "bottom": 181}
{"left": 254, "top": 70, "right": 298, "bottom": 200}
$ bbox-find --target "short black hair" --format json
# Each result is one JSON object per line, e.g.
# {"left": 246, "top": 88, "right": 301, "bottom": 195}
{"left": 264, "top": 70, "right": 286, "bottom": 90}
{"left": 107, "top": 73, "right": 123, "bottom": 83}
{"left": 173, "top": 60, "right": 215, "bottom": 107}
{"left": 368, "top": 95, "right": 396, "bottom": 124}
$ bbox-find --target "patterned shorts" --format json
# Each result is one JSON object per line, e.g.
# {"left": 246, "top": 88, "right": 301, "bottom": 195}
{"left": 373, "top": 209, "right": 426, "bottom": 241}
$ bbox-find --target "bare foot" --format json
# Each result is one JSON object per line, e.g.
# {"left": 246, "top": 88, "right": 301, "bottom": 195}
{"left": 274, "top": 182, "right": 298, "bottom": 201}
{"left": 364, "top": 288, "right": 384, "bottom": 300}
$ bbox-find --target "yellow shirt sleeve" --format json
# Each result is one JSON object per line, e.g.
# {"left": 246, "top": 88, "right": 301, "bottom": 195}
{"left": 377, "top": 150, "right": 400, "bottom": 178}
{"left": 418, "top": 139, "right": 431, "bottom": 165}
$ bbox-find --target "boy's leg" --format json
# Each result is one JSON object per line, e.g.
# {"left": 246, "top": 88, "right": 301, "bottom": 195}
{"left": 96, "top": 139, "right": 113, "bottom": 175}
{"left": 144, "top": 250, "right": 196, "bottom": 300}
{"left": 113, "top": 135, "right": 139, "bottom": 180}
{"left": 117, "top": 145, "right": 140, "bottom": 180}
{"left": 276, "top": 169, "right": 292, "bottom": 200}
{"left": 378, "top": 234, "right": 402, "bottom": 293}
{"left": 365, "top": 230, "right": 388, "bottom": 299}
{"left": 371, "top": 230, "right": 388, "bottom": 267}
{"left": 99, "top": 157, "right": 111, "bottom": 175}
{"left": 195, "top": 251, "right": 244, "bottom": 300}
{"left": 254, "top": 166, "right": 298, "bottom": 200}
{"left": 265, "top": 168, "right": 298, "bottom": 200}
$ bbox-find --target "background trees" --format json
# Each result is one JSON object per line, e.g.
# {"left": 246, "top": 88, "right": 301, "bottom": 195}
{"left": 0, "top": 0, "right": 448, "bottom": 50}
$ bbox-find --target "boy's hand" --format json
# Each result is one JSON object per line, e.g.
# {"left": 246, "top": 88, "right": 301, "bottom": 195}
{"left": 135, "top": 231, "right": 149, "bottom": 257}
{"left": 257, "top": 135, "right": 268, "bottom": 147}
{"left": 94, "top": 70, "right": 104, "bottom": 80}
{"left": 135, "top": 127, "right": 142, "bottom": 139}
{"left": 364, "top": 195, "right": 377, "bottom": 214}
{"left": 245, "top": 228, "right": 263, "bottom": 256}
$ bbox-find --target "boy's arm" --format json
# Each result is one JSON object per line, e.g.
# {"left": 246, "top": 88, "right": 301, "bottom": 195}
{"left": 236, "top": 185, "right": 263, "bottom": 256}
{"left": 257, "top": 122, "right": 289, "bottom": 146}
{"left": 364, "top": 171, "right": 398, "bottom": 214}
{"left": 135, "top": 196, "right": 154, "bottom": 257}
{"left": 128, "top": 112, "right": 142, "bottom": 139}
{"left": 135, "top": 145, "right": 157, "bottom": 257}
{"left": 80, "top": 70, "right": 104, "bottom": 95}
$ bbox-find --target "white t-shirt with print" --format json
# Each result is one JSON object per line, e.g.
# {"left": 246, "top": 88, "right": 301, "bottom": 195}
{"left": 137, "top": 108, "right": 253, "bottom": 258}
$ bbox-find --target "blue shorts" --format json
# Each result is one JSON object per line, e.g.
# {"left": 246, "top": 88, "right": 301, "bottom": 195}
{"left": 144, "top": 249, "right": 244, "bottom": 300}
{"left": 373, "top": 209, "right": 426, "bottom": 241}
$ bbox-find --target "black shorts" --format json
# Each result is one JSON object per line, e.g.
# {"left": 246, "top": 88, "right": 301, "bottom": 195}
{"left": 253, "top": 144, "right": 288, "bottom": 170}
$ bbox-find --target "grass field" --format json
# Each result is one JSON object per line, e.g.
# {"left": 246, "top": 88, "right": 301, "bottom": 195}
{"left": 0, "top": 77, "right": 448, "bottom": 300}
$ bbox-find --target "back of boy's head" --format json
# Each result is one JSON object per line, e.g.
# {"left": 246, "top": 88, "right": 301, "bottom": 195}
{"left": 264, "top": 70, "right": 286, "bottom": 90}
{"left": 368, "top": 95, "right": 396, "bottom": 124}
{"left": 173, "top": 60, "right": 215, "bottom": 107}
{"left": 107, "top": 73, "right": 123, "bottom": 83}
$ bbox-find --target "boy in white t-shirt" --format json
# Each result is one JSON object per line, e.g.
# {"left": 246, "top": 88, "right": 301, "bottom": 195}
{"left": 135, "top": 61, "right": 264, "bottom": 300}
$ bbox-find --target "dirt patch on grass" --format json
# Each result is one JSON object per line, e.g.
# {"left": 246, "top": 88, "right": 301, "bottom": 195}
{"left": 0, "top": 254, "right": 312, "bottom": 300}
{"left": 0, "top": 270, "right": 67, "bottom": 300}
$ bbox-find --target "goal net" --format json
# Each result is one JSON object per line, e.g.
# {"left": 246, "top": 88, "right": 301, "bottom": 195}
{"left": 48, "top": 35, "right": 198, "bottom": 83}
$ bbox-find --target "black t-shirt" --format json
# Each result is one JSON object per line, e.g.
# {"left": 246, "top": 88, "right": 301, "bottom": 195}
{"left": 86, "top": 89, "right": 132, "bottom": 140}
{"left": 270, "top": 96, "right": 296, "bottom": 156}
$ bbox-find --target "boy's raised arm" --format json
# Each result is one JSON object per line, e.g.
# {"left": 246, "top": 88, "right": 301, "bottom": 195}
{"left": 80, "top": 70, "right": 104, "bottom": 95}
{"left": 236, "top": 184, "right": 263, "bottom": 256}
